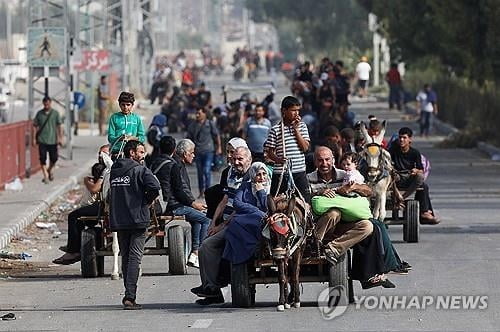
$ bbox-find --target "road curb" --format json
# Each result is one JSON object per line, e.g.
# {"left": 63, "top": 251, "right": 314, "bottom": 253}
{"left": 0, "top": 160, "right": 94, "bottom": 250}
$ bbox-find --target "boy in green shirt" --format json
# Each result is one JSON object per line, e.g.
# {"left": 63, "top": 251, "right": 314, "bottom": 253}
{"left": 107, "top": 92, "right": 146, "bottom": 157}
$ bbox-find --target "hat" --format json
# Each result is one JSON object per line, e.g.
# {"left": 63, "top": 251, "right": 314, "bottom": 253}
{"left": 361, "top": 56, "right": 368, "bottom": 62}
{"left": 320, "top": 72, "right": 328, "bottom": 81}
{"left": 228, "top": 137, "right": 248, "bottom": 149}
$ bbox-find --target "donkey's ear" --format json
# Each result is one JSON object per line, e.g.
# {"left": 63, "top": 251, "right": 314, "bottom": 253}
{"left": 286, "top": 197, "right": 296, "bottom": 216}
{"left": 267, "top": 195, "right": 276, "bottom": 214}
{"left": 374, "top": 120, "right": 387, "bottom": 145}
{"left": 360, "top": 122, "right": 372, "bottom": 144}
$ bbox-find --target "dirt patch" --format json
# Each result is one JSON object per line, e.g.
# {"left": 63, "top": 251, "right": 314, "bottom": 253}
{"left": 1, "top": 186, "right": 84, "bottom": 276}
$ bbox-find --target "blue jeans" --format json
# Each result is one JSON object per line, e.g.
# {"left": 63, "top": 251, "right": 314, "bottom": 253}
{"left": 195, "top": 151, "right": 214, "bottom": 194}
{"left": 419, "top": 111, "right": 433, "bottom": 136}
{"left": 173, "top": 205, "right": 210, "bottom": 251}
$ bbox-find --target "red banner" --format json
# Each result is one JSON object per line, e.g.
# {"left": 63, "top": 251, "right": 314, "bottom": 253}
{"left": 74, "top": 50, "right": 110, "bottom": 72}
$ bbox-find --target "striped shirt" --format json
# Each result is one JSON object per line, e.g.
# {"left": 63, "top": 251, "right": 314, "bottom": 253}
{"left": 265, "top": 121, "right": 310, "bottom": 174}
{"left": 307, "top": 169, "right": 347, "bottom": 196}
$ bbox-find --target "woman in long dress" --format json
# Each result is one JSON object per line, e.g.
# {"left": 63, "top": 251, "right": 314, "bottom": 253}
{"left": 223, "top": 162, "right": 271, "bottom": 264}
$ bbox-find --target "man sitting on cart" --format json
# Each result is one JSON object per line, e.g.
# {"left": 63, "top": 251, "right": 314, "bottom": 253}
{"left": 150, "top": 137, "right": 210, "bottom": 268}
{"left": 191, "top": 146, "right": 252, "bottom": 305}
{"left": 389, "top": 127, "right": 440, "bottom": 224}
{"left": 307, "top": 146, "right": 373, "bottom": 264}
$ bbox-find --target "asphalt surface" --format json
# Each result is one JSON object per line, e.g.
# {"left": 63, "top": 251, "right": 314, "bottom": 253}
{"left": 1, "top": 73, "right": 500, "bottom": 331}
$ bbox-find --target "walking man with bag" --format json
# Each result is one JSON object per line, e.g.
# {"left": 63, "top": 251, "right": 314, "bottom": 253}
{"left": 33, "top": 96, "right": 63, "bottom": 184}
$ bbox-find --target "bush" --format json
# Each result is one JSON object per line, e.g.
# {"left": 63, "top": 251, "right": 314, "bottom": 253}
{"left": 405, "top": 60, "right": 500, "bottom": 147}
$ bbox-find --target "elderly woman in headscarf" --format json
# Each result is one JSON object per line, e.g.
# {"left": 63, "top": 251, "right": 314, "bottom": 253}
{"left": 223, "top": 162, "right": 271, "bottom": 264}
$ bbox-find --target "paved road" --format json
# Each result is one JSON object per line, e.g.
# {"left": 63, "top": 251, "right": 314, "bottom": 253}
{"left": 1, "top": 73, "right": 500, "bottom": 331}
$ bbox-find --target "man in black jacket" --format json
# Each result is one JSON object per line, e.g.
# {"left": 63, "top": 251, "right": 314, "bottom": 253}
{"left": 150, "top": 137, "right": 209, "bottom": 268}
{"left": 109, "top": 140, "right": 160, "bottom": 309}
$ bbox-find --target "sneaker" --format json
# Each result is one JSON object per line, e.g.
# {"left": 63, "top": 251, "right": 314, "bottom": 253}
{"left": 323, "top": 244, "right": 339, "bottom": 265}
{"left": 195, "top": 295, "right": 224, "bottom": 305}
{"left": 389, "top": 266, "right": 409, "bottom": 275}
{"left": 190, "top": 285, "right": 205, "bottom": 297}
{"left": 196, "top": 287, "right": 223, "bottom": 298}
{"left": 401, "top": 261, "right": 412, "bottom": 270}
{"left": 381, "top": 279, "right": 396, "bottom": 288}
{"left": 187, "top": 253, "right": 199, "bottom": 268}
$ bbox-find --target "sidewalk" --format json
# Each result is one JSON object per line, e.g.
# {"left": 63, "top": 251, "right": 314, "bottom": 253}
{"left": 0, "top": 135, "right": 106, "bottom": 249}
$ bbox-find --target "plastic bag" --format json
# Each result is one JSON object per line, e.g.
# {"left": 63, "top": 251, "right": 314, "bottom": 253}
{"left": 4, "top": 177, "right": 23, "bottom": 191}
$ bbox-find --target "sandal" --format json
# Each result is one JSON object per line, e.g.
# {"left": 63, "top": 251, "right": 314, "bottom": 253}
{"left": 52, "top": 254, "right": 81, "bottom": 265}
{"left": 122, "top": 298, "right": 142, "bottom": 310}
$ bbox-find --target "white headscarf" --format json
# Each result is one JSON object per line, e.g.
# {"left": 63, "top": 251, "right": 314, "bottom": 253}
{"left": 248, "top": 162, "right": 271, "bottom": 196}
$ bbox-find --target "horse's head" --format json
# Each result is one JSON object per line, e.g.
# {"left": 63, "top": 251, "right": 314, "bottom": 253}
{"left": 360, "top": 121, "right": 386, "bottom": 182}
{"left": 266, "top": 194, "right": 296, "bottom": 259}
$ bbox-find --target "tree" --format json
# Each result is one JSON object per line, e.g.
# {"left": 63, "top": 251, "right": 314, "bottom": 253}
{"left": 246, "top": 0, "right": 371, "bottom": 61}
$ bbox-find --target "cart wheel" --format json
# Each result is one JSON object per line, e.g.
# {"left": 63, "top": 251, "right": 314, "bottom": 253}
{"left": 168, "top": 226, "right": 187, "bottom": 275}
{"left": 328, "top": 253, "right": 349, "bottom": 307}
{"left": 403, "top": 200, "right": 420, "bottom": 243}
{"left": 81, "top": 228, "right": 104, "bottom": 278}
{"left": 231, "top": 262, "right": 255, "bottom": 308}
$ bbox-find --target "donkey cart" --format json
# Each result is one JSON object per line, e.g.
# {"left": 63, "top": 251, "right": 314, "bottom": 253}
{"left": 230, "top": 245, "right": 354, "bottom": 308}
{"left": 381, "top": 189, "right": 420, "bottom": 243}
{"left": 78, "top": 209, "right": 190, "bottom": 278}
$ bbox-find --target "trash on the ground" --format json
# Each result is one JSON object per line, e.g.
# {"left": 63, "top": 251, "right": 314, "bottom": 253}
{"left": 34, "top": 222, "right": 60, "bottom": 234}
{"left": 4, "top": 177, "right": 23, "bottom": 191}
{"left": 0, "top": 251, "right": 32, "bottom": 260}
{"left": 0, "top": 313, "right": 16, "bottom": 321}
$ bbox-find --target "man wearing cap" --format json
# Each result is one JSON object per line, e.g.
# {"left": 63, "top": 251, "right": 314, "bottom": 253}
{"left": 107, "top": 92, "right": 146, "bottom": 158}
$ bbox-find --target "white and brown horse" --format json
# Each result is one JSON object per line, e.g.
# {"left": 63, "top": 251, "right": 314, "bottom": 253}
{"left": 359, "top": 121, "right": 398, "bottom": 221}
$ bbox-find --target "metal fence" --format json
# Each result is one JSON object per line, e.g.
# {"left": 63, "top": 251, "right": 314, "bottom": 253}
{"left": 0, "top": 120, "right": 40, "bottom": 189}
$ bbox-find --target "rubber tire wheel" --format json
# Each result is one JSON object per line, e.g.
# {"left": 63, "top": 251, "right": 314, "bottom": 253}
{"left": 231, "top": 262, "right": 255, "bottom": 308}
{"left": 81, "top": 228, "right": 104, "bottom": 278}
{"left": 328, "top": 253, "right": 349, "bottom": 307}
{"left": 403, "top": 200, "right": 420, "bottom": 243}
{"left": 168, "top": 226, "right": 187, "bottom": 275}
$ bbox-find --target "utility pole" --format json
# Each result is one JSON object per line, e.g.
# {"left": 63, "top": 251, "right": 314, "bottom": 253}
{"left": 27, "top": 0, "right": 72, "bottom": 164}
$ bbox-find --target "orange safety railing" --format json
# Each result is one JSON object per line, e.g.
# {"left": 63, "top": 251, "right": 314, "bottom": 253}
{"left": 0, "top": 121, "right": 40, "bottom": 190}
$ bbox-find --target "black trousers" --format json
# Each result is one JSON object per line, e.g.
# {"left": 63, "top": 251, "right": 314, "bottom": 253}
{"left": 117, "top": 229, "right": 146, "bottom": 301}
{"left": 66, "top": 202, "right": 100, "bottom": 253}
{"left": 270, "top": 171, "right": 311, "bottom": 202}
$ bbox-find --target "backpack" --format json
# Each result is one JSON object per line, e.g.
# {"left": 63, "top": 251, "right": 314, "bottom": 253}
{"left": 421, "top": 154, "right": 431, "bottom": 181}
{"left": 147, "top": 114, "right": 168, "bottom": 147}
{"left": 152, "top": 159, "right": 172, "bottom": 214}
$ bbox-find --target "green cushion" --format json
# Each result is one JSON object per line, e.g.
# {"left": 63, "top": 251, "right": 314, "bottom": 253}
{"left": 311, "top": 195, "right": 373, "bottom": 222}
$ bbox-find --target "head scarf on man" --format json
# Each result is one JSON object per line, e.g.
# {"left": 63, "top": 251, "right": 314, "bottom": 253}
{"left": 228, "top": 137, "right": 248, "bottom": 149}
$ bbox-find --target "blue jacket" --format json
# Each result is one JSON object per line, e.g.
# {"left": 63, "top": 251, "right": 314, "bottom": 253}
{"left": 223, "top": 181, "right": 268, "bottom": 264}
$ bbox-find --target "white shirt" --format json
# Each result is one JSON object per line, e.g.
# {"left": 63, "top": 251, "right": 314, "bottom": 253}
{"left": 416, "top": 91, "right": 434, "bottom": 112}
{"left": 356, "top": 62, "right": 372, "bottom": 80}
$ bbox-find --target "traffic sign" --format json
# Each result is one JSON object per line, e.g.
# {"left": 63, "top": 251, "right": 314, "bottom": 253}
{"left": 27, "top": 27, "right": 67, "bottom": 67}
